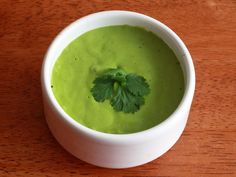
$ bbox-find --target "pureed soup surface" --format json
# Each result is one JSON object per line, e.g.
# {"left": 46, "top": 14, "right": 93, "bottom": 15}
{"left": 51, "top": 25, "right": 184, "bottom": 134}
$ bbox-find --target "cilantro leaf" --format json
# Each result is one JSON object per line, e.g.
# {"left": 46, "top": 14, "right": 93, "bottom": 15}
{"left": 110, "top": 86, "right": 144, "bottom": 113}
{"left": 126, "top": 74, "right": 150, "bottom": 96}
{"left": 91, "top": 68, "right": 150, "bottom": 113}
{"left": 91, "top": 75, "right": 114, "bottom": 102}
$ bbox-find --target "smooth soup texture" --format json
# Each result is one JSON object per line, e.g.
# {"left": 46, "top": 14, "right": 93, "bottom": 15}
{"left": 51, "top": 25, "right": 184, "bottom": 134}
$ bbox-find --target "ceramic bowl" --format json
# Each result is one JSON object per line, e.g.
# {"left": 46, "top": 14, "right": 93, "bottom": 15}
{"left": 41, "top": 10, "right": 195, "bottom": 168}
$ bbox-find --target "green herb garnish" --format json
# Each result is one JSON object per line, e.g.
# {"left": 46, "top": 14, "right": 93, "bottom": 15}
{"left": 91, "top": 68, "right": 150, "bottom": 113}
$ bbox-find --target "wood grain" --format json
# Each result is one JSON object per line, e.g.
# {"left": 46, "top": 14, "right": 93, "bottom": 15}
{"left": 0, "top": 0, "right": 236, "bottom": 176}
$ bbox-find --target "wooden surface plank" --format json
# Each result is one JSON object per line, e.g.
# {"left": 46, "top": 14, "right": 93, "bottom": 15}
{"left": 0, "top": 0, "right": 236, "bottom": 176}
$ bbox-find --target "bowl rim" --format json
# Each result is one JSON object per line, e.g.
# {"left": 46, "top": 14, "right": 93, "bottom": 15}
{"left": 41, "top": 10, "right": 195, "bottom": 143}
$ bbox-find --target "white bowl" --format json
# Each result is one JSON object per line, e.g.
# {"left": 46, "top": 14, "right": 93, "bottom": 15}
{"left": 41, "top": 10, "right": 195, "bottom": 169}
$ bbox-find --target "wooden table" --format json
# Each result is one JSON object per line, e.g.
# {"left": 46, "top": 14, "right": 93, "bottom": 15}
{"left": 1, "top": 0, "right": 236, "bottom": 176}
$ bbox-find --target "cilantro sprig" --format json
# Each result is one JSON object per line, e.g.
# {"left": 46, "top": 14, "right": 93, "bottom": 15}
{"left": 91, "top": 68, "right": 150, "bottom": 113}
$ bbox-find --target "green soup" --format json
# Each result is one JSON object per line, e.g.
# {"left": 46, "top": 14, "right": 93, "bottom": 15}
{"left": 51, "top": 25, "right": 184, "bottom": 134}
